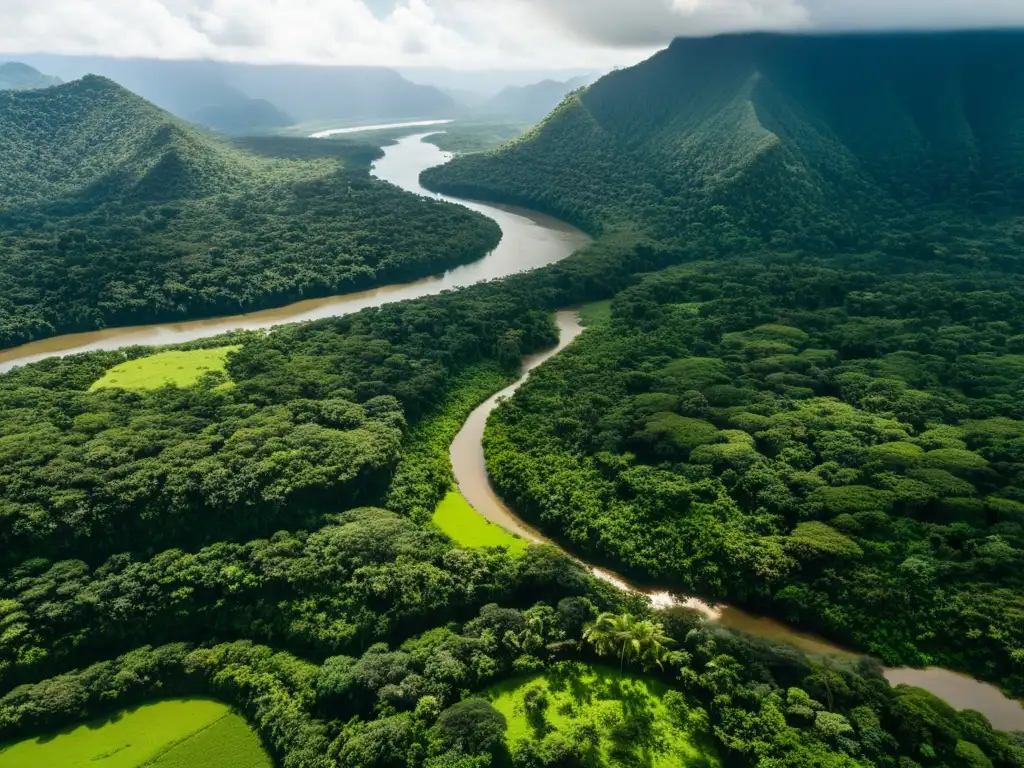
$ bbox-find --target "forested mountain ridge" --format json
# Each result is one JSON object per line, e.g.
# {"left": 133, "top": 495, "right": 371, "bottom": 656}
{"left": 0, "top": 77, "right": 499, "bottom": 347}
{"left": 422, "top": 30, "right": 1024, "bottom": 709}
{"left": 0, "top": 62, "right": 61, "bottom": 91}
{"left": 423, "top": 31, "right": 1024, "bottom": 253}
{"left": 0, "top": 75, "right": 247, "bottom": 208}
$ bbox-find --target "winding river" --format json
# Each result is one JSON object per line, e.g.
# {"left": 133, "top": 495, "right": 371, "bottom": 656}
{"left": 0, "top": 134, "right": 1021, "bottom": 730}
{"left": 0, "top": 134, "right": 589, "bottom": 374}
{"left": 453, "top": 310, "right": 1024, "bottom": 730}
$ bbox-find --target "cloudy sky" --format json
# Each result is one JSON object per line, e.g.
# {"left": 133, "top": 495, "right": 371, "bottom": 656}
{"left": 3, "top": 0, "right": 1024, "bottom": 69}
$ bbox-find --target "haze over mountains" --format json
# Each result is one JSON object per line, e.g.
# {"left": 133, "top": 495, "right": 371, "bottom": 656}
{"left": 0, "top": 62, "right": 61, "bottom": 91}
{"left": 8, "top": 54, "right": 459, "bottom": 135}
{"left": 477, "top": 75, "right": 596, "bottom": 122}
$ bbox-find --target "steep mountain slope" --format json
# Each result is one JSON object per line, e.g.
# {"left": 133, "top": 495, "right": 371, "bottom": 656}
{"left": 423, "top": 31, "right": 1024, "bottom": 252}
{"left": 0, "top": 62, "right": 61, "bottom": 90}
{"left": 0, "top": 77, "right": 499, "bottom": 346}
{"left": 478, "top": 75, "right": 594, "bottom": 122}
{"left": 0, "top": 76, "right": 245, "bottom": 209}
{"left": 11, "top": 54, "right": 456, "bottom": 125}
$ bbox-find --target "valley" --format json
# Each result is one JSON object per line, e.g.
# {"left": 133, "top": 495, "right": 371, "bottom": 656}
{"left": 2, "top": 27, "right": 1024, "bottom": 768}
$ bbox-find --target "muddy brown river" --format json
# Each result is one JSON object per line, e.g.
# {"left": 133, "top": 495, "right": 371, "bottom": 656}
{"left": 451, "top": 310, "right": 1024, "bottom": 731}
{"left": 0, "top": 134, "right": 1020, "bottom": 730}
{"left": 0, "top": 134, "right": 589, "bottom": 373}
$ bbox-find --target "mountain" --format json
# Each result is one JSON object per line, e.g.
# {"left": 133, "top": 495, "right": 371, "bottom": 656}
{"left": 0, "top": 76, "right": 499, "bottom": 346}
{"left": 219, "top": 63, "right": 457, "bottom": 122}
{"left": 0, "top": 62, "right": 61, "bottom": 90}
{"left": 0, "top": 75, "right": 243, "bottom": 209}
{"left": 423, "top": 31, "right": 1024, "bottom": 249}
{"left": 191, "top": 97, "right": 293, "bottom": 136}
{"left": 479, "top": 75, "right": 595, "bottom": 122}
{"left": 8, "top": 55, "right": 455, "bottom": 126}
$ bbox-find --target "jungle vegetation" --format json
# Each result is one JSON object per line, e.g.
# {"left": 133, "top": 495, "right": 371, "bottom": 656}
{"left": 425, "top": 30, "right": 1024, "bottom": 704}
{"left": 0, "top": 76, "right": 499, "bottom": 348}
{"left": 3, "top": 30, "right": 1024, "bottom": 768}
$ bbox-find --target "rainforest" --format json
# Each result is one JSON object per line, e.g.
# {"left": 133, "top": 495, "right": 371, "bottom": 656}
{"left": 1, "top": 28, "right": 1024, "bottom": 768}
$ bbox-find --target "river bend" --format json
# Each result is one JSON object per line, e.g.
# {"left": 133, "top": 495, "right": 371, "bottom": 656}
{"left": 0, "top": 134, "right": 1021, "bottom": 730}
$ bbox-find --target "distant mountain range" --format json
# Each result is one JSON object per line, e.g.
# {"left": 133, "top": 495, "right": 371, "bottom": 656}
{"left": 5, "top": 55, "right": 459, "bottom": 135}
{"left": 0, "top": 62, "right": 61, "bottom": 90}
{"left": 424, "top": 31, "right": 1024, "bottom": 245}
{"left": 478, "top": 75, "right": 596, "bottom": 122}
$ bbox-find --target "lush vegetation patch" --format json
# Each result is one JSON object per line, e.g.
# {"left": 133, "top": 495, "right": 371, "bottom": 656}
{"left": 484, "top": 259, "right": 1024, "bottom": 696}
{"left": 0, "top": 698, "right": 269, "bottom": 768}
{"left": 578, "top": 299, "right": 612, "bottom": 328}
{"left": 89, "top": 346, "right": 240, "bottom": 391}
{"left": 424, "top": 121, "right": 528, "bottom": 155}
{"left": 0, "top": 78, "right": 500, "bottom": 348}
{"left": 433, "top": 491, "right": 528, "bottom": 554}
{"left": 386, "top": 361, "right": 514, "bottom": 523}
{"left": 488, "top": 662, "right": 720, "bottom": 767}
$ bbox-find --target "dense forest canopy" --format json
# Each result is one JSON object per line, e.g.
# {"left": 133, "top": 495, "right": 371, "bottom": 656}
{"left": 3, "top": 29, "right": 1024, "bottom": 768}
{"left": 0, "top": 77, "right": 499, "bottom": 348}
{"left": 422, "top": 29, "right": 1024, "bottom": 716}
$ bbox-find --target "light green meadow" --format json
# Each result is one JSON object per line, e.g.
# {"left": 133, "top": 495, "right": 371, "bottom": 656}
{"left": 488, "top": 663, "right": 721, "bottom": 768}
{"left": 89, "top": 346, "right": 239, "bottom": 391}
{"left": 433, "top": 490, "right": 528, "bottom": 554}
{"left": 0, "top": 698, "right": 270, "bottom": 768}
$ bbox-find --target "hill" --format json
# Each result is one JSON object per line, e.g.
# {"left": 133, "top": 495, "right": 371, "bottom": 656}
{"left": 191, "top": 97, "right": 293, "bottom": 136}
{"left": 423, "top": 31, "right": 1024, "bottom": 253}
{"left": 0, "top": 76, "right": 499, "bottom": 346}
{"left": 479, "top": 75, "right": 594, "bottom": 122}
{"left": 0, "top": 62, "right": 61, "bottom": 90}
{"left": 10, "top": 54, "right": 456, "bottom": 125}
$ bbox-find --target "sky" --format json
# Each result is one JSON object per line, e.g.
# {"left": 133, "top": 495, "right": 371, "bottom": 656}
{"left": 2, "top": 0, "right": 1024, "bottom": 70}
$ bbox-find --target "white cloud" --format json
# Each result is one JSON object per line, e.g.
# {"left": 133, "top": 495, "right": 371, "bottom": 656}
{"left": 0, "top": 0, "right": 630, "bottom": 68}
{"left": 0, "top": 0, "right": 1022, "bottom": 68}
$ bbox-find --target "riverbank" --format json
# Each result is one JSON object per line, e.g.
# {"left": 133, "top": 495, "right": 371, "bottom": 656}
{"left": 0, "top": 134, "right": 589, "bottom": 373}
{"left": 451, "top": 308, "right": 1024, "bottom": 732}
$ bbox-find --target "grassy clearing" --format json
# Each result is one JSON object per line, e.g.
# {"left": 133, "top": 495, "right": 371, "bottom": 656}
{"left": 578, "top": 299, "right": 613, "bottom": 327}
{"left": 0, "top": 698, "right": 270, "bottom": 768}
{"left": 147, "top": 709, "right": 270, "bottom": 768}
{"left": 386, "top": 362, "right": 512, "bottom": 523}
{"left": 488, "top": 662, "right": 720, "bottom": 768}
{"left": 90, "top": 346, "right": 239, "bottom": 391}
{"left": 433, "top": 490, "right": 528, "bottom": 554}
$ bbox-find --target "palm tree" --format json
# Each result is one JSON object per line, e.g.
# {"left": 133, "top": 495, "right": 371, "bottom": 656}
{"left": 583, "top": 613, "right": 675, "bottom": 675}
{"left": 582, "top": 611, "right": 620, "bottom": 658}
{"left": 632, "top": 619, "right": 673, "bottom": 670}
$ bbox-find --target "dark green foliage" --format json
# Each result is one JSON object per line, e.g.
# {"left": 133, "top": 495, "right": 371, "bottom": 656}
{"left": 483, "top": 259, "right": 1024, "bottom": 695}
{"left": 0, "top": 76, "right": 499, "bottom": 347}
{"left": 420, "top": 30, "right": 1024, "bottom": 703}
{"left": 0, "top": 506, "right": 596, "bottom": 690}
{"left": 5, "top": 29, "right": 1024, "bottom": 768}
{"left": 432, "top": 699, "right": 507, "bottom": 756}
{"left": 424, "top": 31, "right": 1024, "bottom": 258}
